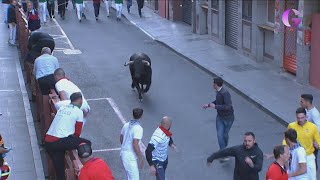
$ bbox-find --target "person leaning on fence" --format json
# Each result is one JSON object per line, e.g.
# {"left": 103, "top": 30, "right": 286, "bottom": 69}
{"left": 45, "top": 92, "right": 92, "bottom": 180}
{"left": 7, "top": 0, "right": 17, "bottom": 46}
{"left": 33, "top": 47, "right": 59, "bottom": 96}
{"left": 26, "top": 2, "right": 41, "bottom": 32}
{"left": 53, "top": 68, "right": 91, "bottom": 125}
{"left": 78, "top": 143, "right": 115, "bottom": 180}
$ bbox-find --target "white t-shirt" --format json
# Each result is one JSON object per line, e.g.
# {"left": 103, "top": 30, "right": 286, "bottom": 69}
{"left": 150, "top": 127, "right": 170, "bottom": 162}
{"left": 288, "top": 146, "right": 308, "bottom": 180}
{"left": 46, "top": 104, "right": 83, "bottom": 138}
{"left": 33, "top": 54, "right": 59, "bottom": 80}
{"left": 306, "top": 107, "right": 320, "bottom": 132}
{"left": 55, "top": 79, "right": 82, "bottom": 99}
{"left": 55, "top": 79, "right": 90, "bottom": 112}
{"left": 120, "top": 120, "right": 143, "bottom": 159}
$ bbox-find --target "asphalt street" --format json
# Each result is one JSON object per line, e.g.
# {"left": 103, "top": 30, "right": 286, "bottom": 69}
{"left": 45, "top": 3, "right": 287, "bottom": 179}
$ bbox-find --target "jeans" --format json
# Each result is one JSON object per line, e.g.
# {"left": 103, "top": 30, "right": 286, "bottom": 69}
{"left": 115, "top": 3, "right": 122, "bottom": 18}
{"left": 45, "top": 135, "right": 91, "bottom": 180}
{"left": 153, "top": 159, "right": 168, "bottom": 180}
{"left": 8, "top": 23, "right": 16, "bottom": 44}
{"left": 137, "top": 0, "right": 143, "bottom": 16}
{"left": 39, "top": 2, "right": 47, "bottom": 22}
{"left": 216, "top": 115, "right": 234, "bottom": 150}
{"left": 93, "top": 2, "right": 100, "bottom": 17}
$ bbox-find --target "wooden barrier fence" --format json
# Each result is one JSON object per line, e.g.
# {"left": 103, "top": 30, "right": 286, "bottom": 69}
{"left": 15, "top": 5, "right": 83, "bottom": 180}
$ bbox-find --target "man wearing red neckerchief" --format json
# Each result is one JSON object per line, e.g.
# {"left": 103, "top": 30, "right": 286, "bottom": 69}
{"left": 145, "top": 116, "right": 177, "bottom": 180}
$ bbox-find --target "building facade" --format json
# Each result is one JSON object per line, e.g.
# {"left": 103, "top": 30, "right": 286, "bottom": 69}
{"left": 191, "top": 0, "right": 320, "bottom": 87}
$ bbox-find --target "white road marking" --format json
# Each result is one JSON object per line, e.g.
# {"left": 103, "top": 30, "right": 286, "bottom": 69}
{"left": 52, "top": 19, "right": 75, "bottom": 50}
{"left": 86, "top": 97, "right": 147, "bottom": 152}
{"left": 93, "top": 148, "right": 121, "bottom": 153}
{"left": 0, "top": 90, "right": 20, "bottom": 92}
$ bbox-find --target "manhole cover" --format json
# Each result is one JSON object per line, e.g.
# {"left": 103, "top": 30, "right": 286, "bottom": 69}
{"left": 63, "top": 49, "right": 82, "bottom": 55}
{"left": 228, "top": 64, "right": 259, "bottom": 72}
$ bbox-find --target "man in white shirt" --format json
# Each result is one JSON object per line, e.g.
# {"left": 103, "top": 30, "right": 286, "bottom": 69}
{"left": 284, "top": 129, "right": 308, "bottom": 180}
{"left": 44, "top": 92, "right": 91, "bottom": 180}
{"left": 33, "top": 47, "right": 59, "bottom": 95}
{"left": 53, "top": 68, "right": 90, "bottom": 124}
{"left": 145, "top": 116, "right": 177, "bottom": 180}
{"left": 120, "top": 108, "right": 144, "bottom": 180}
{"left": 300, "top": 94, "right": 320, "bottom": 169}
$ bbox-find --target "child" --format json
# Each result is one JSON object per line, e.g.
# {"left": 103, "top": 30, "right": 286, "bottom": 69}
{"left": 27, "top": 2, "right": 41, "bottom": 32}
{"left": 7, "top": 0, "right": 17, "bottom": 46}
{"left": 115, "top": 0, "right": 123, "bottom": 21}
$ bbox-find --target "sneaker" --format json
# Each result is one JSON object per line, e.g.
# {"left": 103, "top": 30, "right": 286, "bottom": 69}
{"left": 219, "top": 157, "right": 230, "bottom": 163}
{"left": 82, "top": 13, "right": 86, "bottom": 19}
{"left": 107, "top": 14, "right": 110, "bottom": 17}
{"left": 96, "top": 17, "right": 98, "bottom": 21}
{"left": 79, "top": 19, "right": 82, "bottom": 23}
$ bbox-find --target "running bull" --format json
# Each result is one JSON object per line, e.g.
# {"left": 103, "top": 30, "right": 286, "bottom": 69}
{"left": 124, "top": 53, "right": 152, "bottom": 101}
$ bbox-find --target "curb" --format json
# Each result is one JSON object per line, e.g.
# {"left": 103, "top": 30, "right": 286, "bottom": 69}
{"left": 15, "top": 51, "right": 45, "bottom": 180}
{"left": 116, "top": 6, "right": 289, "bottom": 127}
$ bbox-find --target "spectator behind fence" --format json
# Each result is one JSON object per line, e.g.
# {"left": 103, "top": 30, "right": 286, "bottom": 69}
{"left": 53, "top": 68, "right": 91, "bottom": 125}
{"left": 26, "top": 2, "right": 41, "bottom": 32}
{"left": 45, "top": 92, "right": 91, "bottom": 180}
{"left": 0, "top": 134, "right": 11, "bottom": 180}
{"left": 33, "top": 47, "right": 59, "bottom": 95}
{"left": 78, "top": 143, "right": 114, "bottom": 180}
{"left": 265, "top": 145, "right": 289, "bottom": 180}
{"left": 7, "top": 0, "right": 17, "bottom": 46}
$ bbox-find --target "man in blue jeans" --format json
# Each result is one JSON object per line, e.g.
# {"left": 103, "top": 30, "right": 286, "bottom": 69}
{"left": 203, "top": 77, "right": 235, "bottom": 162}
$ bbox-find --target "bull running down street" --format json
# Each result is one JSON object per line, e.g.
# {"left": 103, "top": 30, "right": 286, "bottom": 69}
{"left": 3, "top": 2, "right": 311, "bottom": 180}
{"left": 34, "top": 4, "right": 288, "bottom": 179}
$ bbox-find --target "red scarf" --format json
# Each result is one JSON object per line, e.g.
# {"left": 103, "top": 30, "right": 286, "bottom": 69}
{"left": 159, "top": 126, "right": 172, "bottom": 137}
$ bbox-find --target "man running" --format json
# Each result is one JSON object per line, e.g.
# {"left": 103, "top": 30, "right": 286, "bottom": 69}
{"left": 203, "top": 77, "right": 235, "bottom": 162}
{"left": 207, "top": 132, "right": 263, "bottom": 180}
{"left": 75, "top": 0, "right": 86, "bottom": 22}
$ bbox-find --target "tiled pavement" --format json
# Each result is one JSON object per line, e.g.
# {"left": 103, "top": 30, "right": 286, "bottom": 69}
{"left": 0, "top": 4, "right": 44, "bottom": 180}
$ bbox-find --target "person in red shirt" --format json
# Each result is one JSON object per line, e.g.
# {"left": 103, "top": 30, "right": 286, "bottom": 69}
{"left": 266, "top": 145, "right": 290, "bottom": 180}
{"left": 78, "top": 143, "right": 114, "bottom": 180}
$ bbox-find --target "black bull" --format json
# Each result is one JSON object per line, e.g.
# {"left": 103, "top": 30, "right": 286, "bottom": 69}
{"left": 124, "top": 53, "right": 152, "bottom": 100}
{"left": 25, "top": 31, "right": 55, "bottom": 64}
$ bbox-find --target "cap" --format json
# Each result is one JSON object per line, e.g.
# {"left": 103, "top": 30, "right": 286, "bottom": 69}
{"left": 77, "top": 143, "right": 92, "bottom": 158}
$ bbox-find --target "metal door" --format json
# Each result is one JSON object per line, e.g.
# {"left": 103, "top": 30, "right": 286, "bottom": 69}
{"left": 225, "top": 0, "right": 239, "bottom": 49}
{"left": 283, "top": 0, "right": 298, "bottom": 74}
{"left": 183, "top": 0, "right": 192, "bottom": 25}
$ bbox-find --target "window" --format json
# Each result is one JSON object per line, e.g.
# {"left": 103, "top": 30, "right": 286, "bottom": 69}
{"left": 242, "top": 0, "right": 252, "bottom": 21}
{"left": 267, "top": 0, "right": 275, "bottom": 23}
{"left": 211, "top": 0, "right": 218, "bottom": 10}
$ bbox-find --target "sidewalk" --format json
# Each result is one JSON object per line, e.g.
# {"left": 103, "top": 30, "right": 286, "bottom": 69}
{"left": 113, "top": 2, "right": 320, "bottom": 125}
{"left": 0, "top": 5, "right": 44, "bottom": 180}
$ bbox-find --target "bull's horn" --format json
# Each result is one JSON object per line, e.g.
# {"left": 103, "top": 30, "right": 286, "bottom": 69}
{"left": 124, "top": 61, "right": 134, "bottom": 66}
{"left": 142, "top": 60, "right": 150, "bottom": 66}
